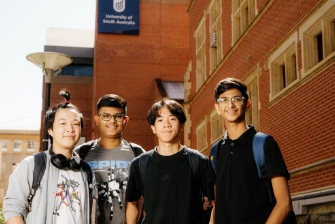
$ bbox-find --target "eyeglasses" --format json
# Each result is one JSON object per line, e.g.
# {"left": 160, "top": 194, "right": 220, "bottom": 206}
{"left": 98, "top": 113, "right": 125, "bottom": 122}
{"left": 217, "top": 96, "right": 245, "bottom": 106}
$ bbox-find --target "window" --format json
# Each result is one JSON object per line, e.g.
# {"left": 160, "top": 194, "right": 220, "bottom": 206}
{"left": 195, "top": 18, "right": 206, "bottom": 91}
{"left": 27, "top": 140, "right": 36, "bottom": 152}
{"left": 268, "top": 32, "right": 298, "bottom": 100}
{"left": 1, "top": 163, "right": 6, "bottom": 179}
{"left": 211, "top": 110, "right": 224, "bottom": 142}
{"left": 210, "top": 0, "right": 223, "bottom": 73}
{"left": 1, "top": 140, "right": 7, "bottom": 151}
{"left": 196, "top": 120, "right": 207, "bottom": 152}
{"left": 59, "top": 57, "right": 93, "bottom": 76}
{"left": 13, "top": 140, "right": 21, "bottom": 152}
{"left": 302, "top": 11, "right": 335, "bottom": 73}
{"left": 232, "top": 0, "right": 256, "bottom": 43}
{"left": 244, "top": 73, "right": 260, "bottom": 131}
{"left": 270, "top": 44, "right": 297, "bottom": 96}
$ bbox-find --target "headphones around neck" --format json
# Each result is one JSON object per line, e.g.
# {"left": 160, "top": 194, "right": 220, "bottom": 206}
{"left": 49, "top": 149, "right": 81, "bottom": 172}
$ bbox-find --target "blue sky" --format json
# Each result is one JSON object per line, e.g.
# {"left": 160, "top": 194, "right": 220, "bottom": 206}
{"left": 0, "top": 0, "right": 96, "bottom": 125}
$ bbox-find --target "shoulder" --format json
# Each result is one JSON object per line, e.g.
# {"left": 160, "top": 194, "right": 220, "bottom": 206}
{"left": 124, "top": 140, "right": 146, "bottom": 156}
{"left": 74, "top": 140, "right": 97, "bottom": 157}
{"left": 185, "top": 147, "right": 208, "bottom": 161}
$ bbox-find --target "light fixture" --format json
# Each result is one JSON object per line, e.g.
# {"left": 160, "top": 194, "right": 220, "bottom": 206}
{"left": 27, "top": 52, "right": 73, "bottom": 151}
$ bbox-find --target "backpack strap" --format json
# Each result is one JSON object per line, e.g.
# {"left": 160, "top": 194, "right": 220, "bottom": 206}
{"left": 185, "top": 148, "right": 200, "bottom": 180}
{"left": 27, "top": 151, "right": 47, "bottom": 212}
{"left": 129, "top": 142, "right": 146, "bottom": 157}
{"left": 138, "top": 150, "right": 154, "bottom": 185}
{"left": 252, "top": 132, "right": 273, "bottom": 203}
{"left": 76, "top": 140, "right": 96, "bottom": 160}
{"left": 209, "top": 136, "right": 226, "bottom": 174}
{"left": 252, "top": 132, "right": 269, "bottom": 180}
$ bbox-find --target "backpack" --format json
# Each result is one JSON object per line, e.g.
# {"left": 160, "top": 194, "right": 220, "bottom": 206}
{"left": 27, "top": 151, "right": 93, "bottom": 212}
{"left": 210, "top": 132, "right": 273, "bottom": 202}
{"left": 75, "top": 140, "right": 145, "bottom": 160}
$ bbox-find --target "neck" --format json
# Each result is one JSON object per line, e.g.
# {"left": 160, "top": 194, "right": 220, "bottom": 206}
{"left": 98, "top": 137, "right": 122, "bottom": 149}
{"left": 225, "top": 122, "right": 248, "bottom": 140}
{"left": 156, "top": 142, "right": 183, "bottom": 156}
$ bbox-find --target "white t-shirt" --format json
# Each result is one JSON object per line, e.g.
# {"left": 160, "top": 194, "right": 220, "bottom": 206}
{"left": 53, "top": 169, "right": 86, "bottom": 224}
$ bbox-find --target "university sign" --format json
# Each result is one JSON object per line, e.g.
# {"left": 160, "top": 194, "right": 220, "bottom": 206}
{"left": 98, "top": 0, "right": 139, "bottom": 34}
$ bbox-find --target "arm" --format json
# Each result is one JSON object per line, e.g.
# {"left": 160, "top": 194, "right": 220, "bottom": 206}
{"left": 3, "top": 157, "right": 32, "bottom": 222}
{"left": 126, "top": 201, "right": 139, "bottom": 224}
{"left": 6, "top": 216, "right": 25, "bottom": 224}
{"left": 209, "top": 184, "right": 216, "bottom": 224}
{"left": 266, "top": 176, "right": 292, "bottom": 224}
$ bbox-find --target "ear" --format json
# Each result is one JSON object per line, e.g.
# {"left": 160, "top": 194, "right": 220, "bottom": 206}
{"left": 214, "top": 103, "right": 221, "bottom": 115}
{"left": 124, "top": 116, "right": 129, "bottom": 125}
{"left": 151, "top": 125, "right": 156, "bottom": 134}
{"left": 94, "top": 115, "right": 99, "bottom": 126}
{"left": 246, "top": 100, "right": 251, "bottom": 110}
{"left": 48, "top": 129, "right": 53, "bottom": 137}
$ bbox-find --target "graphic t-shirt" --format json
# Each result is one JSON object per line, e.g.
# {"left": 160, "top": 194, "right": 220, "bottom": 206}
{"left": 53, "top": 169, "right": 86, "bottom": 224}
{"left": 84, "top": 139, "right": 136, "bottom": 224}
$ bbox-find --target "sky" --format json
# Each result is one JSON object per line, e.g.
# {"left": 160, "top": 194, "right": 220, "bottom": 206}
{"left": 0, "top": 0, "right": 96, "bottom": 125}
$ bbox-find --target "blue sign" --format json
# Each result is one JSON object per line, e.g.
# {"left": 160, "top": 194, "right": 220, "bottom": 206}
{"left": 98, "top": 0, "right": 139, "bottom": 34}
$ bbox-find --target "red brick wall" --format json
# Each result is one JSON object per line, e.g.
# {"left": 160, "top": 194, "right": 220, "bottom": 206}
{"left": 93, "top": 2, "right": 189, "bottom": 151}
{"left": 187, "top": 0, "right": 335, "bottom": 194}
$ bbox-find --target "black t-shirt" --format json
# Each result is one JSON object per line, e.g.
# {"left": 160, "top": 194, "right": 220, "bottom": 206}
{"left": 208, "top": 126, "right": 290, "bottom": 224}
{"left": 126, "top": 147, "right": 213, "bottom": 224}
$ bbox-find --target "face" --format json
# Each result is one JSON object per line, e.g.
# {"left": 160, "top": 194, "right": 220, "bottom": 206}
{"left": 48, "top": 108, "right": 81, "bottom": 151}
{"left": 214, "top": 88, "right": 250, "bottom": 124}
{"left": 94, "top": 106, "right": 129, "bottom": 139}
{"left": 151, "top": 107, "right": 183, "bottom": 144}
{"left": 203, "top": 196, "right": 212, "bottom": 210}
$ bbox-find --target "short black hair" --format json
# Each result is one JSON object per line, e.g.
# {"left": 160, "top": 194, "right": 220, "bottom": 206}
{"left": 44, "top": 89, "right": 85, "bottom": 133}
{"left": 97, "top": 94, "right": 127, "bottom": 115}
{"left": 147, "top": 98, "right": 187, "bottom": 125}
{"left": 214, "top": 78, "right": 249, "bottom": 101}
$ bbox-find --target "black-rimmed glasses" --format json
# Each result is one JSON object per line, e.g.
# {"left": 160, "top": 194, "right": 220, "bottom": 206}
{"left": 98, "top": 113, "right": 125, "bottom": 122}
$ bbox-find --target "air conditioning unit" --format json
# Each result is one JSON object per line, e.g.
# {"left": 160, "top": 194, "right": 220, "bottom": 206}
{"left": 211, "top": 33, "right": 217, "bottom": 48}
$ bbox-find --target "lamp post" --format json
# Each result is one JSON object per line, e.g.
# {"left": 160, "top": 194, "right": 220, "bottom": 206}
{"left": 27, "top": 52, "right": 73, "bottom": 151}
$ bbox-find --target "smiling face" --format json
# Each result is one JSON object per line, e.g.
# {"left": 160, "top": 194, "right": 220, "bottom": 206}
{"left": 214, "top": 88, "right": 250, "bottom": 125}
{"left": 150, "top": 106, "right": 183, "bottom": 144}
{"left": 94, "top": 106, "right": 129, "bottom": 139}
{"left": 48, "top": 108, "right": 81, "bottom": 152}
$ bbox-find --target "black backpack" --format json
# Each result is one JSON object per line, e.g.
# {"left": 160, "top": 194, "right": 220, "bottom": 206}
{"left": 27, "top": 151, "right": 93, "bottom": 212}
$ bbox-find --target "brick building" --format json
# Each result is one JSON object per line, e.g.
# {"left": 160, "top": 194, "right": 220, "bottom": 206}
{"left": 185, "top": 0, "right": 335, "bottom": 222}
{"left": 0, "top": 117, "right": 40, "bottom": 202}
{"left": 41, "top": 1, "right": 189, "bottom": 150}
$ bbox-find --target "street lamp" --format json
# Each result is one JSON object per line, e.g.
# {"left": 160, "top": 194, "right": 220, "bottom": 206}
{"left": 27, "top": 52, "right": 73, "bottom": 151}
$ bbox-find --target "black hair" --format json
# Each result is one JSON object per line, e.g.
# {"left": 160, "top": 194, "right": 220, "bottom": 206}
{"left": 44, "top": 89, "right": 85, "bottom": 133}
{"left": 147, "top": 98, "right": 187, "bottom": 125}
{"left": 97, "top": 94, "right": 127, "bottom": 115}
{"left": 214, "top": 77, "right": 249, "bottom": 101}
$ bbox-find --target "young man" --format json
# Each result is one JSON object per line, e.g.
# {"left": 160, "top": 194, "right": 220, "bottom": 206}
{"left": 209, "top": 78, "right": 294, "bottom": 223}
{"left": 126, "top": 98, "right": 214, "bottom": 224}
{"left": 3, "top": 90, "right": 97, "bottom": 224}
{"left": 75, "top": 94, "right": 145, "bottom": 224}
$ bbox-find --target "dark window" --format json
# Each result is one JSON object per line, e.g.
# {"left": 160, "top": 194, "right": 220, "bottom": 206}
{"left": 316, "top": 33, "right": 323, "bottom": 62}
{"left": 59, "top": 57, "right": 93, "bottom": 76}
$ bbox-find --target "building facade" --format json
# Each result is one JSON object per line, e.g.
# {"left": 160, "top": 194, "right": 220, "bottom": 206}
{"left": 185, "top": 0, "right": 335, "bottom": 222}
{"left": 0, "top": 118, "right": 40, "bottom": 202}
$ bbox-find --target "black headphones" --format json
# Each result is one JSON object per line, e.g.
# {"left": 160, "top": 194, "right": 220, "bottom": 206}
{"left": 49, "top": 149, "right": 81, "bottom": 172}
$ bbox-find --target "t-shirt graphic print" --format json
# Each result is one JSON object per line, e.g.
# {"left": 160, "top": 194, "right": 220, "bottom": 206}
{"left": 53, "top": 170, "right": 86, "bottom": 224}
